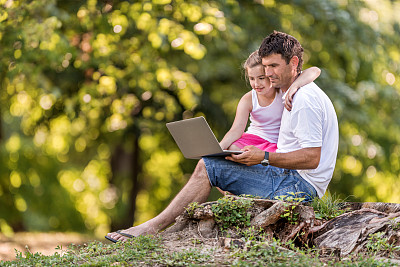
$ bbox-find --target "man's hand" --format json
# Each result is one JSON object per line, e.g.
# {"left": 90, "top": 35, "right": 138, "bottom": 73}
{"left": 225, "top": 146, "right": 265, "bottom": 166}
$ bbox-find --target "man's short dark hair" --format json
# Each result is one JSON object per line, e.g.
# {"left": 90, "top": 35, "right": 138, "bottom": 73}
{"left": 258, "top": 31, "right": 304, "bottom": 73}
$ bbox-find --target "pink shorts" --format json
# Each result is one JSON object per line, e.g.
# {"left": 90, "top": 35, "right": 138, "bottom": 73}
{"left": 232, "top": 133, "right": 277, "bottom": 152}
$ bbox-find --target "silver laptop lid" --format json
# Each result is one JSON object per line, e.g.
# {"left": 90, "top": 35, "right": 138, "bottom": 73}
{"left": 166, "top": 116, "right": 224, "bottom": 159}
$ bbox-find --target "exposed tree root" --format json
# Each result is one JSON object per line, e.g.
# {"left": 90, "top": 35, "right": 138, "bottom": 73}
{"left": 162, "top": 196, "right": 400, "bottom": 261}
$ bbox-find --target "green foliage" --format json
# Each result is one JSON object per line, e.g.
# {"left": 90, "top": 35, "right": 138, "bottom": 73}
{"left": 275, "top": 192, "right": 305, "bottom": 224}
{"left": 1, "top": 0, "right": 400, "bottom": 234}
{"left": 232, "top": 239, "right": 322, "bottom": 266}
{"left": 1, "top": 236, "right": 212, "bottom": 266}
{"left": 365, "top": 232, "right": 400, "bottom": 256}
{"left": 0, "top": 0, "right": 247, "bottom": 234}
{"left": 239, "top": 226, "right": 266, "bottom": 242}
{"left": 185, "top": 201, "right": 202, "bottom": 217}
{"left": 2, "top": 235, "right": 399, "bottom": 266}
{"left": 336, "top": 256, "right": 398, "bottom": 267}
{"left": 274, "top": 192, "right": 306, "bottom": 203}
{"left": 161, "top": 248, "right": 212, "bottom": 266}
{"left": 311, "top": 192, "right": 348, "bottom": 220}
{"left": 389, "top": 218, "right": 400, "bottom": 231}
{"left": 281, "top": 205, "right": 299, "bottom": 225}
{"left": 211, "top": 196, "right": 253, "bottom": 230}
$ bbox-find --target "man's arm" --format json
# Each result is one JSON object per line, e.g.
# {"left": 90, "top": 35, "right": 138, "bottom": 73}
{"left": 270, "top": 147, "right": 321, "bottom": 169}
{"left": 226, "top": 146, "right": 321, "bottom": 169}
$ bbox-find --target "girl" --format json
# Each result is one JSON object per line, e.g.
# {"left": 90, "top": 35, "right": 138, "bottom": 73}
{"left": 219, "top": 50, "right": 321, "bottom": 153}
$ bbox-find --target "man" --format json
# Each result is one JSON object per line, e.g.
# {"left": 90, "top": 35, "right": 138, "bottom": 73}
{"left": 106, "top": 31, "right": 339, "bottom": 242}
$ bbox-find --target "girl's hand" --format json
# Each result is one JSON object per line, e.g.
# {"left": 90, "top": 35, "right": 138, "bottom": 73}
{"left": 284, "top": 86, "right": 299, "bottom": 111}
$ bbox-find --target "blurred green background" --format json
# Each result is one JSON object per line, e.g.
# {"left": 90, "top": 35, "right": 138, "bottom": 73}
{"left": 0, "top": 0, "right": 399, "bottom": 237}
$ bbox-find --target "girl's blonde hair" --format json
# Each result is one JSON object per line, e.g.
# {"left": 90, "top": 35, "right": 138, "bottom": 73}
{"left": 242, "top": 50, "right": 277, "bottom": 92}
{"left": 243, "top": 50, "right": 262, "bottom": 80}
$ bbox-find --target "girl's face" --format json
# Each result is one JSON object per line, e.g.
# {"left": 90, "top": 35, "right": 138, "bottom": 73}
{"left": 247, "top": 65, "right": 271, "bottom": 94}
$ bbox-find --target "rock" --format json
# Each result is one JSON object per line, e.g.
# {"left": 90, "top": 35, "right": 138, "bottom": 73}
{"left": 163, "top": 215, "right": 189, "bottom": 234}
{"left": 192, "top": 205, "right": 214, "bottom": 220}
{"left": 198, "top": 219, "right": 216, "bottom": 238}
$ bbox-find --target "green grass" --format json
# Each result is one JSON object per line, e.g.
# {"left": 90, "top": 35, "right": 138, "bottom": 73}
{"left": 231, "top": 239, "right": 322, "bottom": 267}
{"left": 1, "top": 234, "right": 398, "bottom": 266}
{"left": 0, "top": 235, "right": 212, "bottom": 266}
{"left": 311, "top": 192, "right": 348, "bottom": 220}
{"left": 1, "top": 195, "right": 398, "bottom": 266}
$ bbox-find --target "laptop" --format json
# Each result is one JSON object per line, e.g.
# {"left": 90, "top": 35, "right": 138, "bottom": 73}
{"left": 166, "top": 116, "right": 243, "bottom": 159}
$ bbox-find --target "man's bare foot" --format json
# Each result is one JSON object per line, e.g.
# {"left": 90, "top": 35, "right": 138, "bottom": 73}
{"left": 106, "top": 222, "right": 157, "bottom": 242}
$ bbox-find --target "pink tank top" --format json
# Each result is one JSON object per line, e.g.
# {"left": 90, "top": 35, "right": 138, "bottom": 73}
{"left": 246, "top": 89, "right": 284, "bottom": 143}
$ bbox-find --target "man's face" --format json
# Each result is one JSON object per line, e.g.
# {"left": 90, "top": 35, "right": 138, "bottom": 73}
{"left": 261, "top": 53, "right": 297, "bottom": 92}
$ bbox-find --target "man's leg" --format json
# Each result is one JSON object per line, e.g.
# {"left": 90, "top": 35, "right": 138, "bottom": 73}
{"left": 203, "top": 157, "right": 317, "bottom": 201}
{"left": 107, "top": 159, "right": 211, "bottom": 242}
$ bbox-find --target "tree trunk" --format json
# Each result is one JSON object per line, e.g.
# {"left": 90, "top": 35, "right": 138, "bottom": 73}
{"left": 110, "top": 134, "right": 141, "bottom": 231}
{"left": 126, "top": 135, "right": 140, "bottom": 226}
{"left": 0, "top": 112, "right": 2, "bottom": 141}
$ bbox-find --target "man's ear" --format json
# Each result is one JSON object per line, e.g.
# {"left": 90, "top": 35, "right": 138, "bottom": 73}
{"left": 290, "top": 56, "right": 299, "bottom": 70}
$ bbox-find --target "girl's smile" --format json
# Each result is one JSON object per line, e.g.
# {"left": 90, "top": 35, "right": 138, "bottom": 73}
{"left": 247, "top": 65, "right": 274, "bottom": 96}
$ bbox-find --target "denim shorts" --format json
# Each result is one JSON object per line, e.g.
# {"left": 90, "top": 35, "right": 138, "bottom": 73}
{"left": 203, "top": 157, "right": 317, "bottom": 202}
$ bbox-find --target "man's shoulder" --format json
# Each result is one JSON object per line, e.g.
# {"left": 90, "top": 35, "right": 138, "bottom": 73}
{"left": 294, "top": 83, "right": 318, "bottom": 101}
{"left": 299, "top": 81, "right": 321, "bottom": 92}
{"left": 297, "top": 82, "right": 327, "bottom": 100}
{"left": 293, "top": 82, "right": 331, "bottom": 109}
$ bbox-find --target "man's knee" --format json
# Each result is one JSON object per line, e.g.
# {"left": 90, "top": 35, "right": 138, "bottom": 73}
{"left": 192, "top": 159, "right": 210, "bottom": 182}
{"left": 194, "top": 159, "right": 207, "bottom": 176}
{"left": 198, "top": 158, "right": 205, "bottom": 168}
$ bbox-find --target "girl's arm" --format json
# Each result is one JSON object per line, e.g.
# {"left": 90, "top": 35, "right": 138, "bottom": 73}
{"left": 220, "top": 92, "right": 252, "bottom": 150}
{"left": 285, "top": 66, "right": 321, "bottom": 111}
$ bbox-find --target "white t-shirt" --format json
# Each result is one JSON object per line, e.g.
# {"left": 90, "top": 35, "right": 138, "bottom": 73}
{"left": 277, "top": 82, "right": 339, "bottom": 198}
{"left": 246, "top": 89, "right": 284, "bottom": 143}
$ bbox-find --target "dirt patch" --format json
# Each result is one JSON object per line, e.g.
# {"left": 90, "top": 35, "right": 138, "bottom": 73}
{"left": 160, "top": 225, "right": 232, "bottom": 266}
{"left": 0, "top": 232, "right": 94, "bottom": 262}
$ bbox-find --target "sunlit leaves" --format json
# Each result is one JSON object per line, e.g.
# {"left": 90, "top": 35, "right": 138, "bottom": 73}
{"left": 10, "top": 91, "right": 33, "bottom": 117}
{"left": 1, "top": 0, "right": 400, "bottom": 235}
{"left": 98, "top": 76, "right": 117, "bottom": 95}
{"left": 5, "top": 134, "right": 21, "bottom": 153}
{"left": 57, "top": 160, "right": 112, "bottom": 235}
{"left": 194, "top": 22, "right": 213, "bottom": 35}
{"left": 92, "top": 33, "right": 117, "bottom": 57}
{"left": 14, "top": 195, "right": 27, "bottom": 212}
{"left": 0, "top": 8, "right": 8, "bottom": 22}
{"left": 39, "top": 94, "right": 55, "bottom": 110}
{"left": 0, "top": 219, "right": 14, "bottom": 237}
{"left": 110, "top": 11, "right": 128, "bottom": 35}
{"left": 22, "top": 17, "right": 63, "bottom": 51}
{"left": 9, "top": 171, "right": 22, "bottom": 188}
